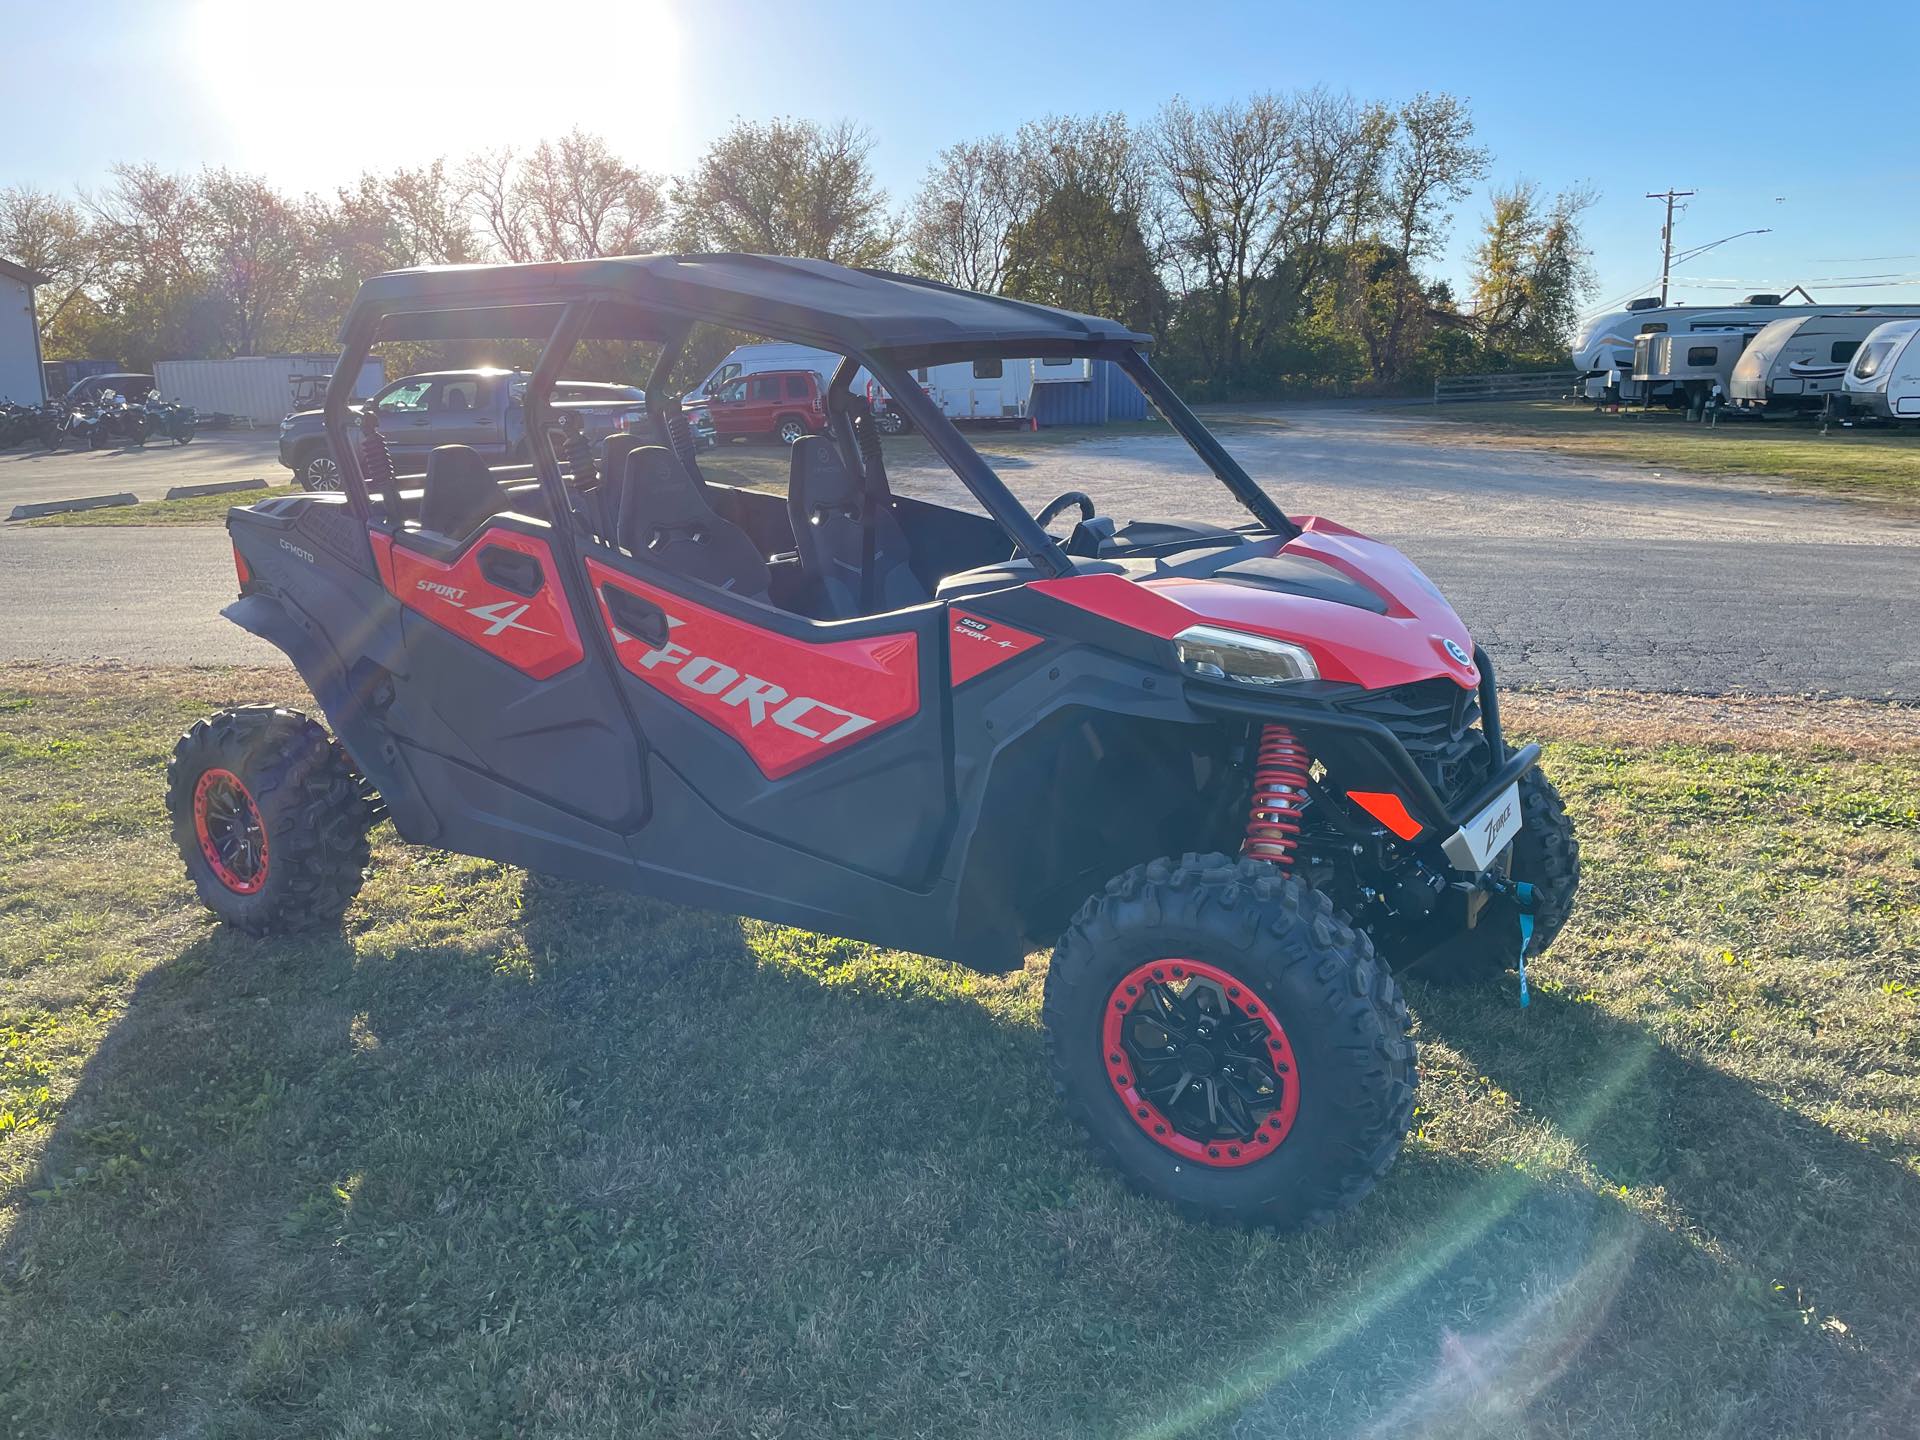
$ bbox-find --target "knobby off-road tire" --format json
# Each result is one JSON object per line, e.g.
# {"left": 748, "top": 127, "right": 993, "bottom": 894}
{"left": 165, "top": 706, "right": 376, "bottom": 935}
{"left": 1043, "top": 853, "right": 1416, "bottom": 1229}
{"left": 1412, "top": 764, "right": 1581, "bottom": 986}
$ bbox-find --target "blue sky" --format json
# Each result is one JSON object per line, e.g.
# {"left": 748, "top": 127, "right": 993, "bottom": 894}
{"left": 6, "top": 0, "right": 1919, "bottom": 323}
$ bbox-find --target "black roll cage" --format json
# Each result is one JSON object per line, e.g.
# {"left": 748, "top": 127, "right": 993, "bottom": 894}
{"left": 323, "top": 296, "right": 1301, "bottom": 570}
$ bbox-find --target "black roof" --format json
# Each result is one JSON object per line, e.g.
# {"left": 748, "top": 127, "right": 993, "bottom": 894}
{"left": 342, "top": 254, "right": 1152, "bottom": 362}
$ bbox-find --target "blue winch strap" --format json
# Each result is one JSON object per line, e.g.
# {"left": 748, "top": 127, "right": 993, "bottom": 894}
{"left": 1513, "top": 881, "right": 1536, "bottom": 1008}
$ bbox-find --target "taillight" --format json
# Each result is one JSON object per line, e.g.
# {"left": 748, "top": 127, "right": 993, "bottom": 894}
{"left": 232, "top": 543, "right": 252, "bottom": 589}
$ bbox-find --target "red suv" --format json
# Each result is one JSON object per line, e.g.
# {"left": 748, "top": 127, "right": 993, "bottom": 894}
{"left": 702, "top": 369, "right": 827, "bottom": 444}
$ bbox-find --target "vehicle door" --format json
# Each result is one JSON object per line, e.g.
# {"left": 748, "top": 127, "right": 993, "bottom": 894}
{"left": 427, "top": 374, "right": 503, "bottom": 454}
{"left": 365, "top": 500, "right": 652, "bottom": 872}
{"left": 741, "top": 373, "right": 785, "bottom": 437}
{"left": 371, "top": 377, "right": 439, "bottom": 467}
{"left": 579, "top": 532, "right": 953, "bottom": 886}
{"left": 706, "top": 376, "right": 751, "bottom": 439}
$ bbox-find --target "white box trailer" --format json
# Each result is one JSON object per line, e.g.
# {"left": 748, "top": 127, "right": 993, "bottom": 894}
{"left": 683, "top": 342, "right": 1089, "bottom": 422}
{"left": 152, "top": 354, "right": 386, "bottom": 426}
{"left": 1841, "top": 318, "right": 1920, "bottom": 421}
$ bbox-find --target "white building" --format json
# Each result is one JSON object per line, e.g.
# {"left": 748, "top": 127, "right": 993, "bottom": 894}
{"left": 0, "top": 256, "right": 50, "bottom": 406}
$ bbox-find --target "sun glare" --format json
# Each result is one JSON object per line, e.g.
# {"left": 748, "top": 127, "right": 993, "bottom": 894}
{"left": 188, "top": 0, "right": 684, "bottom": 188}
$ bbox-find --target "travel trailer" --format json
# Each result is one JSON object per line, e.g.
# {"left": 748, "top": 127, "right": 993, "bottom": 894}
{"left": 1839, "top": 318, "right": 1920, "bottom": 422}
{"left": 1727, "top": 309, "right": 1920, "bottom": 413}
{"left": 1572, "top": 292, "right": 1822, "bottom": 403}
{"left": 1630, "top": 328, "right": 1753, "bottom": 411}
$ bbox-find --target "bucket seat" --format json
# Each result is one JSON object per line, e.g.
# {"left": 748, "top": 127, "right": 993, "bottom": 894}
{"left": 418, "top": 444, "right": 507, "bottom": 539}
{"left": 787, "top": 435, "right": 924, "bottom": 617}
{"left": 617, "top": 445, "right": 770, "bottom": 600}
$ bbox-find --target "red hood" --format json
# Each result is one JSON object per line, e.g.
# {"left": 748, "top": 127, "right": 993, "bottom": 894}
{"left": 1029, "top": 516, "right": 1478, "bottom": 692}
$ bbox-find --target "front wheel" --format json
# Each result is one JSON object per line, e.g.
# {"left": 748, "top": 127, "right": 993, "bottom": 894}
{"left": 165, "top": 706, "right": 377, "bottom": 935}
{"left": 297, "top": 446, "right": 341, "bottom": 491}
{"left": 1044, "top": 854, "right": 1415, "bottom": 1229}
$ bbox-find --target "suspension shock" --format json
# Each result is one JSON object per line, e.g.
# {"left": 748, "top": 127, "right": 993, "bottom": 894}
{"left": 358, "top": 410, "right": 395, "bottom": 491}
{"left": 1243, "top": 723, "right": 1311, "bottom": 868}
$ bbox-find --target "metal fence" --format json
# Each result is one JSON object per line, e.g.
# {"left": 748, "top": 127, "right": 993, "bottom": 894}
{"left": 1432, "top": 371, "right": 1578, "bottom": 404}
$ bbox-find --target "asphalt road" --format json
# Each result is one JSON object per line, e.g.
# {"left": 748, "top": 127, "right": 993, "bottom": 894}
{"left": 3, "top": 408, "right": 1916, "bottom": 699}
{"left": 0, "top": 432, "right": 282, "bottom": 508}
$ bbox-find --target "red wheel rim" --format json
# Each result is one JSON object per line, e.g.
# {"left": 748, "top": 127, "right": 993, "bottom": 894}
{"left": 1101, "top": 958, "right": 1300, "bottom": 1167}
{"left": 193, "top": 768, "right": 269, "bottom": 894}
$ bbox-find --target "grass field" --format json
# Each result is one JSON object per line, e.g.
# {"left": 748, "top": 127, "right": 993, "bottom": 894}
{"left": 1412, "top": 400, "right": 1920, "bottom": 505}
{"left": 2, "top": 667, "right": 1917, "bottom": 1438}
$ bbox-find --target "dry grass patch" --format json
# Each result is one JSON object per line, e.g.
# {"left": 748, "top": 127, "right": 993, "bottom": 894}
{"left": 1410, "top": 399, "right": 1920, "bottom": 507}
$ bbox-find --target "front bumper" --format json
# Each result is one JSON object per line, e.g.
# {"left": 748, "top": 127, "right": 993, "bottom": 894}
{"left": 1184, "top": 644, "right": 1539, "bottom": 866}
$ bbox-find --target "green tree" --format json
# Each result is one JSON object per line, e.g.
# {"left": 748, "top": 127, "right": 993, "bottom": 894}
{"left": 673, "top": 118, "right": 894, "bottom": 266}
{"left": 1469, "top": 179, "right": 1596, "bottom": 362}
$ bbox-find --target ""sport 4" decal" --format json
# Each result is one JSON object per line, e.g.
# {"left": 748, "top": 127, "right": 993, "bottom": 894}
{"left": 948, "top": 609, "right": 1043, "bottom": 685}
{"left": 588, "top": 562, "right": 919, "bottom": 779}
{"left": 370, "top": 529, "right": 584, "bottom": 680}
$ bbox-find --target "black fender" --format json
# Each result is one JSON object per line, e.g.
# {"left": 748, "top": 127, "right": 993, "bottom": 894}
{"left": 222, "top": 591, "right": 442, "bottom": 843}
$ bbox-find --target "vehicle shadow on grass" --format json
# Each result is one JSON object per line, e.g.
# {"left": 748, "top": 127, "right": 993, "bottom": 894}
{"left": 1404, "top": 977, "right": 1920, "bottom": 1436}
{"left": 2, "top": 886, "right": 1904, "bottom": 1438}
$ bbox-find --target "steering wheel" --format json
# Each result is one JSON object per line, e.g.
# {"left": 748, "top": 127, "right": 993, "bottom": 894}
{"left": 1034, "top": 490, "right": 1096, "bottom": 530}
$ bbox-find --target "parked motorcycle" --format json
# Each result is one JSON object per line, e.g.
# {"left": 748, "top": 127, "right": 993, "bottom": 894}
{"left": 140, "top": 395, "right": 198, "bottom": 445}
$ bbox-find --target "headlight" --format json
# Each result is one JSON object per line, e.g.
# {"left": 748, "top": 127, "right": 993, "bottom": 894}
{"left": 1174, "top": 625, "right": 1319, "bottom": 685}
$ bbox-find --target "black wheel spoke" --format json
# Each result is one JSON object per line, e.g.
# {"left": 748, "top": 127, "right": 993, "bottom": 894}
{"left": 1112, "top": 968, "right": 1295, "bottom": 1154}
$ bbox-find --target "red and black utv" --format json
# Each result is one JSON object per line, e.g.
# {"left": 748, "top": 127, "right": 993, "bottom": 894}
{"left": 168, "top": 255, "right": 1578, "bottom": 1228}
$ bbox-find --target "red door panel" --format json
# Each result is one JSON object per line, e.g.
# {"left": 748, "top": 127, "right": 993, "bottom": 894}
{"left": 587, "top": 559, "right": 919, "bottom": 779}
{"left": 370, "top": 528, "right": 584, "bottom": 680}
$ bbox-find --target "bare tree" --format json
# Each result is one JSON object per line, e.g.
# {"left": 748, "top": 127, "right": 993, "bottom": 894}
{"left": 0, "top": 186, "right": 100, "bottom": 336}
{"left": 905, "top": 135, "right": 1029, "bottom": 291}
{"left": 1373, "top": 92, "right": 1488, "bottom": 378}
{"left": 462, "top": 146, "right": 534, "bottom": 262}
{"left": 674, "top": 118, "right": 895, "bottom": 266}
{"left": 1151, "top": 94, "right": 1293, "bottom": 371}
{"left": 515, "top": 130, "right": 668, "bottom": 260}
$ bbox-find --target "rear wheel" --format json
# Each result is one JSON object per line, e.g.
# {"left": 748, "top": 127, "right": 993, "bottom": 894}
{"left": 1407, "top": 764, "right": 1580, "bottom": 986}
{"left": 776, "top": 414, "right": 809, "bottom": 445}
{"left": 166, "top": 706, "right": 376, "bottom": 935}
{"left": 1044, "top": 853, "right": 1415, "bottom": 1229}
{"left": 874, "top": 407, "right": 909, "bottom": 436}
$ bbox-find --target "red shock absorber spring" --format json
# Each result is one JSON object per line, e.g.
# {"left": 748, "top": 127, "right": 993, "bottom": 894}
{"left": 1243, "top": 723, "right": 1311, "bottom": 868}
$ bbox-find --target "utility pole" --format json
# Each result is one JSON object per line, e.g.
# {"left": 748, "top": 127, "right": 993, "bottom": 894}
{"left": 1646, "top": 188, "right": 1696, "bottom": 304}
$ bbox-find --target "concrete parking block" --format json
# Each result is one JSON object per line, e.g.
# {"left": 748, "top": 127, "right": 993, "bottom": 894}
{"left": 7, "top": 492, "right": 138, "bottom": 521}
{"left": 163, "top": 477, "right": 270, "bottom": 501}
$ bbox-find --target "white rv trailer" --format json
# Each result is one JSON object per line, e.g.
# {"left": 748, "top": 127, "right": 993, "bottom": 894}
{"left": 682, "top": 342, "right": 1090, "bottom": 421}
{"left": 1572, "top": 293, "right": 1825, "bottom": 403}
{"left": 1727, "top": 309, "right": 1920, "bottom": 413}
{"left": 1630, "top": 328, "right": 1753, "bottom": 410}
{"left": 1840, "top": 318, "right": 1920, "bottom": 422}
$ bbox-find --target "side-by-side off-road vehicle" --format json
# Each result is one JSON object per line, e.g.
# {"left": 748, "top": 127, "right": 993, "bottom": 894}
{"left": 168, "top": 255, "right": 1578, "bottom": 1228}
